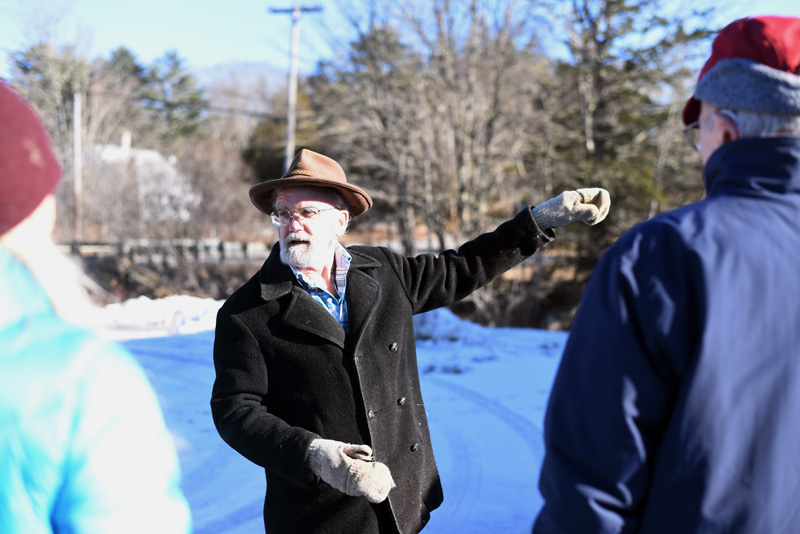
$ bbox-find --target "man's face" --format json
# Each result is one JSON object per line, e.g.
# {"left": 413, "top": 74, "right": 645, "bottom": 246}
{"left": 274, "top": 187, "right": 348, "bottom": 271}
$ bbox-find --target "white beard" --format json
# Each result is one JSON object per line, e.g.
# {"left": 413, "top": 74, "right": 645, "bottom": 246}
{"left": 279, "top": 229, "right": 337, "bottom": 269}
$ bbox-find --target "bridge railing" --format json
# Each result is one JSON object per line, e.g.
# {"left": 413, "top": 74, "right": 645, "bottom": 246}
{"left": 58, "top": 239, "right": 271, "bottom": 265}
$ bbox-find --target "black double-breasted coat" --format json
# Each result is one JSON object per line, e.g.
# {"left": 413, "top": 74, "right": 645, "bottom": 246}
{"left": 210, "top": 209, "right": 553, "bottom": 533}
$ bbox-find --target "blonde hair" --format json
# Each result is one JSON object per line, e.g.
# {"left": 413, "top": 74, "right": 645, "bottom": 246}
{"left": 0, "top": 196, "right": 99, "bottom": 324}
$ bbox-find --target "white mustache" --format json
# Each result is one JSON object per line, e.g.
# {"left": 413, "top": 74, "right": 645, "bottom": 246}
{"left": 284, "top": 231, "right": 311, "bottom": 243}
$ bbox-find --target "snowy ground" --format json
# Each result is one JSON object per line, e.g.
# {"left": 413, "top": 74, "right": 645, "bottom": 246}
{"left": 99, "top": 296, "right": 566, "bottom": 533}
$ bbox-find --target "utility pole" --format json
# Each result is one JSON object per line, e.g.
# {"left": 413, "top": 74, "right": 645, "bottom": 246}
{"left": 73, "top": 91, "right": 83, "bottom": 242}
{"left": 269, "top": 3, "right": 322, "bottom": 172}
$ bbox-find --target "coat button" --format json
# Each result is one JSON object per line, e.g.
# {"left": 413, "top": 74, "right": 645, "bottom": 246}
{"left": 410, "top": 443, "right": 419, "bottom": 452}
{"left": 389, "top": 342, "right": 399, "bottom": 352}
{"left": 368, "top": 410, "right": 375, "bottom": 420}
{"left": 397, "top": 397, "right": 406, "bottom": 406}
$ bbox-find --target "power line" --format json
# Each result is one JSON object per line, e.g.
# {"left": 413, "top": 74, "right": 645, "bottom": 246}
{"left": 267, "top": 4, "right": 323, "bottom": 16}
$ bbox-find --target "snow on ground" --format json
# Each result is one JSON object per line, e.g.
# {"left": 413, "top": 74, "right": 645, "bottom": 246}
{"left": 100, "top": 295, "right": 566, "bottom": 533}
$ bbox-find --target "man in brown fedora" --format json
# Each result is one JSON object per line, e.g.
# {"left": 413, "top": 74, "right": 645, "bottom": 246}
{"left": 211, "top": 148, "right": 610, "bottom": 533}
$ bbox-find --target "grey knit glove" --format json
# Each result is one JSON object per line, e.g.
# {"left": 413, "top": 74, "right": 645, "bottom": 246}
{"left": 307, "top": 438, "right": 395, "bottom": 503}
{"left": 531, "top": 188, "right": 611, "bottom": 229}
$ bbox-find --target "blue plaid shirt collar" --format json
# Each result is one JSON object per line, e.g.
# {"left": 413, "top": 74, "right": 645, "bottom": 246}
{"left": 291, "top": 243, "right": 351, "bottom": 332}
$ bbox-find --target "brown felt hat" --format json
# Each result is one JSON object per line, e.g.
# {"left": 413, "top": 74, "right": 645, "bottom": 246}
{"left": 249, "top": 149, "right": 372, "bottom": 216}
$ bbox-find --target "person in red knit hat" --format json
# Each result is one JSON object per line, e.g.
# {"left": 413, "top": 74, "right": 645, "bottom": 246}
{"left": 0, "top": 81, "right": 61, "bottom": 236}
{"left": 534, "top": 15, "right": 800, "bottom": 534}
{"left": 0, "top": 81, "right": 193, "bottom": 533}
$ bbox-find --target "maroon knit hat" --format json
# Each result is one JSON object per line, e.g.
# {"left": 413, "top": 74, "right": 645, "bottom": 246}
{"left": 683, "top": 16, "right": 800, "bottom": 125}
{"left": 0, "top": 82, "right": 62, "bottom": 236}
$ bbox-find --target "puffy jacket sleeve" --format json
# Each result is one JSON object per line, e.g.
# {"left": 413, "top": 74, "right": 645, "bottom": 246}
{"left": 533, "top": 223, "right": 701, "bottom": 533}
{"left": 52, "top": 336, "right": 192, "bottom": 534}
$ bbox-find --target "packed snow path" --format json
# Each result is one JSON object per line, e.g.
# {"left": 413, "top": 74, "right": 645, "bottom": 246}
{"left": 117, "top": 303, "right": 564, "bottom": 533}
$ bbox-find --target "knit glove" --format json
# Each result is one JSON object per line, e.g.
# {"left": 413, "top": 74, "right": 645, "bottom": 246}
{"left": 531, "top": 188, "right": 611, "bottom": 229}
{"left": 307, "top": 438, "right": 395, "bottom": 503}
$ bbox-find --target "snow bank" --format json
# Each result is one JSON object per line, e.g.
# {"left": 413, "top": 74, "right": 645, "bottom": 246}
{"left": 98, "top": 295, "right": 224, "bottom": 339}
{"left": 99, "top": 295, "right": 488, "bottom": 347}
{"left": 413, "top": 307, "right": 487, "bottom": 345}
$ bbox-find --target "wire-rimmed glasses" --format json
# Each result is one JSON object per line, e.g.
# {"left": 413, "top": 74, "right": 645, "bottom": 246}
{"left": 270, "top": 206, "right": 339, "bottom": 226}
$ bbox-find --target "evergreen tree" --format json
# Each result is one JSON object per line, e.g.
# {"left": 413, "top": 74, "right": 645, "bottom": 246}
{"left": 512, "top": 0, "right": 716, "bottom": 326}
{"left": 535, "top": 0, "right": 714, "bottom": 236}
{"left": 141, "top": 51, "right": 208, "bottom": 143}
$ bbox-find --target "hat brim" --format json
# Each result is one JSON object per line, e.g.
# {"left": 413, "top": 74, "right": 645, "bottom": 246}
{"left": 683, "top": 96, "right": 701, "bottom": 126}
{"left": 249, "top": 176, "right": 372, "bottom": 217}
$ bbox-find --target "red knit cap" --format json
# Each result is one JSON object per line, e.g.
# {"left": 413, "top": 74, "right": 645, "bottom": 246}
{"left": 0, "top": 82, "right": 62, "bottom": 236}
{"left": 683, "top": 16, "right": 800, "bottom": 125}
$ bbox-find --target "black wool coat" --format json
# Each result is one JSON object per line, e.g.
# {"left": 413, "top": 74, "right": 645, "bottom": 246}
{"left": 210, "top": 208, "right": 553, "bottom": 534}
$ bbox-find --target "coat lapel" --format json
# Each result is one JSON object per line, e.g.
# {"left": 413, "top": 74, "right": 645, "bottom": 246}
{"left": 345, "top": 250, "right": 382, "bottom": 357}
{"left": 282, "top": 290, "right": 346, "bottom": 347}
{"left": 256, "top": 245, "right": 383, "bottom": 351}
{"left": 258, "top": 244, "right": 346, "bottom": 348}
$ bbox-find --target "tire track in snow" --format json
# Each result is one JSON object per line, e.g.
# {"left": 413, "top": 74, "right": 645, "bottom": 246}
{"left": 426, "top": 375, "right": 545, "bottom": 461}
{"left": 424, "top": 389, "right": 485, "bottom": 533}
{"left": 421, "top": 374, "right": 545, "bottom": 533}
{"left": 194, "top": 499, "right": 265, "bottom": 534}
{"left": 128, "top": 339, "right": 265, "bottom": 533}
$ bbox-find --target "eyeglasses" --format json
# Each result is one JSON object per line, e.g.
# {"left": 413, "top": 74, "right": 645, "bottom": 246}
{"left": 682, "top": 121, "right": 702, "bottom": 151}
{"left": 683, "top": 109, "right": 738, "bottom": 152}
{"left": 270, "top": 206, "right": 339, "bottom": 226}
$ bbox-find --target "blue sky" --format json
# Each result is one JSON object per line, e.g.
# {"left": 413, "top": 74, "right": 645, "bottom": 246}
{"left": 1, "top": 0, "right": 799, "bottom": 82}
{"left": 0, "top": 0, "right": 356, "bottom": 79}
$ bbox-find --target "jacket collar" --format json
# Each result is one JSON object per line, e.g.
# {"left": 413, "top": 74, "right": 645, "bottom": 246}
{"left": 0, "top": 246, "right": 52, "bottom": 330}
{"left": 704, "top": 137, "right": 800, "bottom": 197}
{"left": 257, "top": 244, "right": 296, "bottom": 302}
{"left": 256, "top": 243, "right": 383, "bottom": 349}
{"left": 257, "top": 243, "right": 382, "bottom": 302}
{"left": 346, "top": 247, "right": 382, "bottom": 270}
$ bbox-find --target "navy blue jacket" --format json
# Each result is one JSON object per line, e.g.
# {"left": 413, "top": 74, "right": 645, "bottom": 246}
{"left": 534, "top": 137, "right": 800, "bottom": 534}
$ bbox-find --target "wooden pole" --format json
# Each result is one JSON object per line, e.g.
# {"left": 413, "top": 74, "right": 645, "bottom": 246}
{"left": 269, "top": 3, "right": 322, "bottom": 171}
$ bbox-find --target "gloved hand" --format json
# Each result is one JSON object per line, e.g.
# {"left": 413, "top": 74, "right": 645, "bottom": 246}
{"left": 307, "top": 438, "right": 395, "bottom": 503}
{"left": 531, "top": 188, "right": 611, "bottom": 229}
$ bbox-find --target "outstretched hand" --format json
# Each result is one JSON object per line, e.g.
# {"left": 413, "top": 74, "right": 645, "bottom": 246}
{"left": 531, "top": 187, "right": 610, "bottom": 229}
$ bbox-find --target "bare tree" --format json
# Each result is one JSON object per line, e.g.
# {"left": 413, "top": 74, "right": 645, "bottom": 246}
{"left": 308, "top": 0, "right": 548, "bottom": 254}
{"left": 175, "top": 137, "right": 262, "bottom": 242}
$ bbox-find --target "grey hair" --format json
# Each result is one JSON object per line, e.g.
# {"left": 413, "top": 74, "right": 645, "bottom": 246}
{"left": 721, "top": 108, "right": 800, "bottom": 138}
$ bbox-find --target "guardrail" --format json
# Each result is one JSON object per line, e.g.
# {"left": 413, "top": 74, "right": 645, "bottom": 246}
{"left": 58, "top": 239, "right": 271, "bottom": 265}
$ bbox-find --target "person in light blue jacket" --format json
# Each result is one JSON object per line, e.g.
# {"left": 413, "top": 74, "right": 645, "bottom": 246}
{"left": 0, "top": 81, "right": 191, "bottom": 533}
